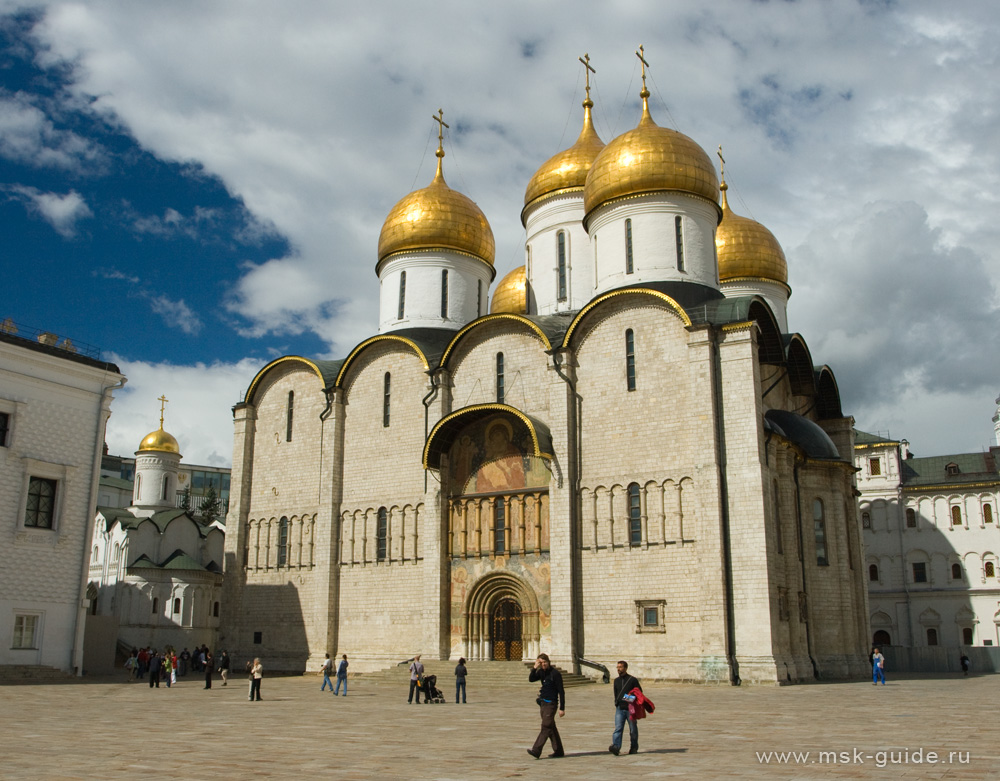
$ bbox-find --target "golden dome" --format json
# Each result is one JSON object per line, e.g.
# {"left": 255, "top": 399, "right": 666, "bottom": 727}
{"left": 523, "top": 99, "right": 605, "bottom": 214}
{"left": 715, "top": 183, "right": 788, "bottom": 285}
{"left": 490, "top": 266, "right": 528, "bottom": 314}
{"left": 377, "top": 152, "right": 495, "bottom": 268}
{"left": 584, "top": 98, "right": 719, "bottom": 217}
{"left": 137, "top": 426, "right": 181, "bottom": 455}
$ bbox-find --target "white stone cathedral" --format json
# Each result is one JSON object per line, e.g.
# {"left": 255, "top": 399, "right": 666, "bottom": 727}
{"left": 219, "top": 58, "right": 869, "bottom": 683}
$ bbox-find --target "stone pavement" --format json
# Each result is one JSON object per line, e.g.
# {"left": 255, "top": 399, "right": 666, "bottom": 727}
{"left": 0, "top": 671, "right": 995, "bottom": 779}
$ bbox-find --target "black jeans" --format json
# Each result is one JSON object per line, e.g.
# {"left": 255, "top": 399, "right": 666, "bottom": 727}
{"left": 408, "top": 678, "right": 423, "bottom": 703}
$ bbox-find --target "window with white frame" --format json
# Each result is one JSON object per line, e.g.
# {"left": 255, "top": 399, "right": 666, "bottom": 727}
{"left": 0, "top": 411, "right": 10, "bottom": 447}
{"left": 12, "top": 614, "right": 39, "bottom": 649}
{"left": 24, "top": 477, "right": 57, "bottom": 528}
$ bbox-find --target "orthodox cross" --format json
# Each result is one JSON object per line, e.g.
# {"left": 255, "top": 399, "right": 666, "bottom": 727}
{"left": 432, "top": 108, "right": 450, "bottom": 158}
{"left": 635, "top": 45, "right": 650, "bottom": 98}
{"left": 578, "top": 53, "right": 596, "bottom": 103}
{"left": 158, "top": 394, "right": 169, "bottom": 428}
{"left": 718, "top": 145, "right": 726, "bottom": 180}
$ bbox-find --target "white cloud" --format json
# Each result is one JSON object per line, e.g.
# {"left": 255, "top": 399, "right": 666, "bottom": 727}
{"left": 149, "top": 294, "right": 203, "bottom": 335}
{"left": 10, "top": 0, "right": 1000, "bottom": 453}
{"left": 105, "top": 356, "right": 263, "bottom": 466}
{"left": 6, "top": 184, "right": 92, "bottom": 236}
{"left": 0, "top": 89, "right": 103, "bottom": 170}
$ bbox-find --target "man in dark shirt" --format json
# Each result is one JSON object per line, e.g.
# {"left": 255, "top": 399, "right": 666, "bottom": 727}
{"left": 526, "top": 653, "right": 565, "bottom": 758}
{"left": 610, "top": 660, "right": 641, "bottom": 755}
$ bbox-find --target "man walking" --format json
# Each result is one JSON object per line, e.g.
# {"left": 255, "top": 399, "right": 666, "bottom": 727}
{"left": 320, "top": 653, "right": 334, "bottom": 692}
{"left": 872, "top": 647, "right": 886, "bottom": 685}
{"left": 609, "top": 660, "right": 641, "bottom": 755}
{"left": 526, "top": 653, "right": 565, "bottom": 759}
{"left": 408, "top": 655, "right": 425, "bottom": 704}
{"left": 334, "top": 654, "right": 349, "bottom": 696}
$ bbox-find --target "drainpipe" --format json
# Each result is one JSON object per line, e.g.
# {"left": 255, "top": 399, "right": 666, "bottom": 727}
{"left": 710, "top": 335, "right": 741, "bottom": 686}
{"left": 550, "top": 348, "right": 583, "bottom": 669}
{"left": 792, "top": 460, "right": 820, "bottom": 679}
{"left": 73, "top": 372, "right": 126, "bottom": 675}
{"left": 422, "top": 371, "right": 440, "bottom": 492}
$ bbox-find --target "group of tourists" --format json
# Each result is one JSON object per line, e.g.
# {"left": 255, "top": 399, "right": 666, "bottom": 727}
{"left": 525, "top": 654, "right": 653, "bottom": 759}
{"left": 125, "top": 645, "right": 231, "bottom": 689}
{"left": 320, "top": 653, "right": 349, "bottom": 695}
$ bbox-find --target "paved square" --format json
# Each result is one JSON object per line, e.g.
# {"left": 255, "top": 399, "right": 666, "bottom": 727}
{"left": 0, "top": 672, "right": 995, "bottom": 779}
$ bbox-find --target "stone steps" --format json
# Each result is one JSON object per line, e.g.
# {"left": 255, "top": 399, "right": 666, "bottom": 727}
{"left": 355, "top": 660, "right": 596, "bottom": 688}
{"left": 0, "top": 665, "right": 77, "bottom": 684}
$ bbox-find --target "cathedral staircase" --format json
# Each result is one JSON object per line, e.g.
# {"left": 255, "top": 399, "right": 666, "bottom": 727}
{"left": 0, "top": 665, "right": 78, "bottom": 684}
{"left": 355, "top": 660, "right": 596, "bottom": 689}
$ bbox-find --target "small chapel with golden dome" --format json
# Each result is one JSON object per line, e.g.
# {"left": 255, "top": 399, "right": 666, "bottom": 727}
{"left": 220, "top": 52, "right": 869, "bottom": 683}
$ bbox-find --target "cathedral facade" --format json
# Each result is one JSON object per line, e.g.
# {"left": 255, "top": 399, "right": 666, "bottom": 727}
{"left": 219, "top": 65, "right": 869, "bottom": 683}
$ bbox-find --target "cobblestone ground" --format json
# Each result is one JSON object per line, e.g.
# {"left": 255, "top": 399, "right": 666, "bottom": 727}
{"left": 0, "top": 672, "right": 995, "bottom": 779}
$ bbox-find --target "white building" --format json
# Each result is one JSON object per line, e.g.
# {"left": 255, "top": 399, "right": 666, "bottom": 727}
{"left": 87, "top": 411, "right": 224, "bottom": 662}
{"left": 219, "top": 59, "right": 869, "bottom": 684}
{"left": 0, "top": 321, "right": 125, "bottom": 674}
{"left": 856, "top": 413, "right": 1000, "bottom": 668}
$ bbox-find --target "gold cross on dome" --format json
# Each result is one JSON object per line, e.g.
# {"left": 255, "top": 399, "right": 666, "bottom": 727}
{"left": 636, "top": 45, "right": 650, "bottom": 96}
{"left": 158, "top": 395, "right": 169, "bottom": 428}
{"left": 579, "top": 53, "right": 596, "bottom": 103}
{"left": 432, "top": 108, "right": 450, "bottom": 158}
{"left": 718, "top": 145, "right": 726, "bottom": 177}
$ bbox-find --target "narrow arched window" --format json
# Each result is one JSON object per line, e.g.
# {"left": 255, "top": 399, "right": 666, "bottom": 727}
{"left": 383, "top": 372, "right": 391, "bottom": 427}
{"left": 496, "top": 353, "right": 505, "bottom": 404}
{"left": 441, "top": 269, "right": 449, "bottom": 318}
{"left": 398, "top": 271, "right": 406, "bottom": 319}
{"left": 625, "top": 329, "right": 636, "bottom": 391}
{"left": 173, "top": 598, "right": 181, "bottom": 615}
{"left": 92, "top": 545, "right": 99, "bottom": 563}
{"left": 862, "top": 511, "right": 871, "bottom": 529}
{"left": 985, "top": 505, "right": 994, "bottom": 524}
{"left": 987, "top": 561, "right": 996, "bottom": 578}
{"left": 952, "top": 563, "right": 962, "bottom": 580}
{"left": 376, "top": 507, "right": 388, "bottom": 562}
{"left": 951, "top": 506, "right": 962, "bottom": 526}
{"left": 674, "top": 216, "right": 685, "bottom": 271}
{"left": 161, "top": 474, "right": 169, "bottom": 501}
{"left": 151, "top": 597, "right": 158, "bottom": 614}
{"left": 135, "top": 473, "right": 142, "bottom": 501}
{"left": 773, "top": 481, "right": 783, "bottom": 554}
{"left": 927, "top": 628, "right": 938, "bottom": 646}
{"left": 494, "top": 497, "right": 506, "bottom": 554}
{"left": 243, "top": 521, "right": 251, "bottom": 568}
{"left": 526, "top": 245, "right": 532, "bottom": 283}
{"left": 813, "top": 498, "right": 828, "bottom": 566}
{"left": 277, "top": 516, "right": 289, "bottom": 567}
{"left": 286, "top": 390, "right": 294, "bottom": 442}
{"left": 868, "top": 563, "right": 879, "bottom": 582}
{"left": 477, "top": 279, "right": 483, "bottom": 316}
{"left": 625, "top": 218, "right": 634, "bottom": 274}
{"left": 627, "top": 483, "right": 641, "bottom": 547}
{"left": 905, "top": 508, "right": 915, "bottom": 528}
{"left": 557, "top": 231, "right": 567, "bottom": 301}
{"left": 963, "top": 627, "right": 974, "bottom": 645}
{"left": 213, "top": 601, "right": 220, "bottom": 618}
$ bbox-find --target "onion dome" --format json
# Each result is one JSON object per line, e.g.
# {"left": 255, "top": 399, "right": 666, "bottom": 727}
{"left": 584, "top": 83, "right": 718, "bottom": 217}
{"left": 137, "top": 397, "right": 181, "bottom": 454}
{"left": 378, "top": 115, "right": 495, "bottom": 268}
{"left": 523, "top": 96, "right": 605, "bottom": 215}
{"left": 490, "top": 266, "right": 528, "bottom": 314}
{"left": 138, "top": 426, "right": 181, "bottom": 454}
{"left": 715, "top": 180, "right": 788, "bottom": 285}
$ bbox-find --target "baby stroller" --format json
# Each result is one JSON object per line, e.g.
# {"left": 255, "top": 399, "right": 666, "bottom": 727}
{"left": 422, "top": 674, "right": 446, "bottom": 703}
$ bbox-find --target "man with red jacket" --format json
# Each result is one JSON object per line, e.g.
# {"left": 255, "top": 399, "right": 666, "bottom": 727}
{"left": 609, "top": 660, "right": 641, "bottom": 755}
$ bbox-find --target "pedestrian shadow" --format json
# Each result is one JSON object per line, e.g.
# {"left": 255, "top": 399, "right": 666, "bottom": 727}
{"left": 560, "top": 748, "right": 688, "bottom": 758}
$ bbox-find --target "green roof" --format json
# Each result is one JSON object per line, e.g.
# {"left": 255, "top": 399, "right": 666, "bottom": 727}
{"left": 99, "top": 476, "right": 134, "bottom": 491}
{"left": 901, "top": 452, "right": 999, "bottom": 488}
{"left": 160, "top": 550, "right": 208, "bottom": 571}
{"left": 854, "top": 430, "right": 898, "bottom": 447}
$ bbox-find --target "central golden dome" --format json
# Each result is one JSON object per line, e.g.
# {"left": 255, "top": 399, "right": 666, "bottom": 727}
{"left": 715, "top": 183, "right": 788, "bottom": 285}
{"left": 523, "top": 99, "right": 605, "bottom": 216}
{"left": 378, "top": 155, "right": 495, "bottom": 268}
{"left": 584, "top": 100, "right": 719, "bottom": 217}
{"left": 137, "top": 425, "right": 181, "bottom": 455}
{"left": 490, "top": 266, "right": 528, "bottom": 314}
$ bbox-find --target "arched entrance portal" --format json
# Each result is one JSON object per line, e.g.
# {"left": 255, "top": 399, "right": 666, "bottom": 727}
{"left": 492, "top": 598, "right": 523, "bottom": 660}
{"left": 463, "top": 573, "right": 541, "bottom": 661}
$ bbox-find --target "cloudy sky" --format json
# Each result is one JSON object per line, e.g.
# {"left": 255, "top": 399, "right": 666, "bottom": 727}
{"left": 3, "top": 0, "right": 998, "bottom": 465}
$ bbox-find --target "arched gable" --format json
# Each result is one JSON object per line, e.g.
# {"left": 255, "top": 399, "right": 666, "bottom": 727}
{"left": 424, "top": 404, "right": 554, "bottom": 470}
{"left": 747, "top": 299, "right": 784, "bottom": 364}
{"left": 336, "top": 334, "right": 429, "bottom": 387}
{"left": 245, "top": 356, "right": 332, "bottom": 406}
{"left": 814, "top": 366, "right": 843, "bottom": 419}
{"left": 562, "top": 288, "right": 691, "bottom": 349}
{"left": 440, "top": 314, "right": 552, "bottom": 369}
{"left": 784, "top": 334, "right": 817, "bottom": 398}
